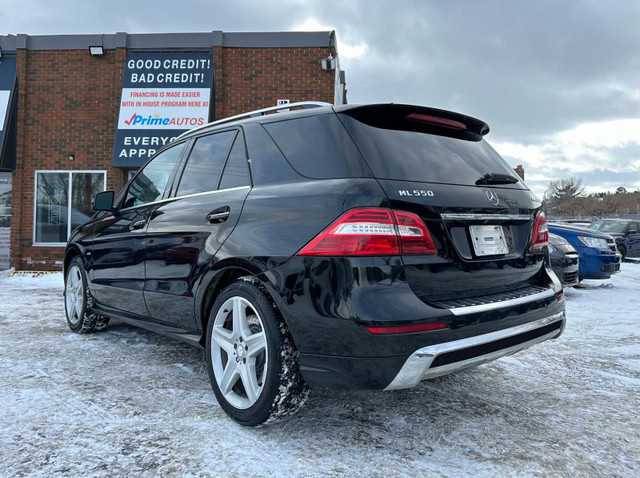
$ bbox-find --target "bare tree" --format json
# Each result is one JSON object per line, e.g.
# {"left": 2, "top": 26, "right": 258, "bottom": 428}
{"left": 543, "top": 177, "right": 585, "bottom": 216}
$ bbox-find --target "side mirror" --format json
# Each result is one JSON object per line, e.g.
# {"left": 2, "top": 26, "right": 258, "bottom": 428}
{"left": 93, "top": 191, "right": 115, "bottom": 211}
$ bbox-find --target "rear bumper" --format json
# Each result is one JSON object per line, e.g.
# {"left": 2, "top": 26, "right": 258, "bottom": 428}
{"left": 297, "top": 307, "right": 565, "bottom": 390}
{"left": 384, "top": 311, "right": 565, "bottom": 390}
{"left": 262, "top": 256, "right": 565, "bottom": 390}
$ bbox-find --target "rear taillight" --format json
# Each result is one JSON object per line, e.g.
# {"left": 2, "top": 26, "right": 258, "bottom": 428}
{"left": 298, "top": 208, "right": 437, "bottom": 256}
{"left": 531, "top": 212, "right": 549, "bottom": 249}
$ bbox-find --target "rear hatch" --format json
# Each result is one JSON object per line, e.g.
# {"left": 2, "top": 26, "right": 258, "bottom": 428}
{"left": 337, "top": 104, "right": 548, "bottom": 302}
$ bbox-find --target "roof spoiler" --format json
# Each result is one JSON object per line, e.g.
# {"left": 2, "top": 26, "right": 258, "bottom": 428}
{"left": 336, "top": 103, "right": 490, "bottom": 141}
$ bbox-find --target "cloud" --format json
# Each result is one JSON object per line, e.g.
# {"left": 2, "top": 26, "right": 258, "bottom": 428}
{"left": 292, "top": 17, "right": 367, "bottom": 59}
{"left": 495, "top": 118, "right": 639, "bottom": 168}
{"left": 495, "top": 118, "right": 640, "bottom": 197}
{"left": 323, "top": 0, "right": 640, "bottom": 141}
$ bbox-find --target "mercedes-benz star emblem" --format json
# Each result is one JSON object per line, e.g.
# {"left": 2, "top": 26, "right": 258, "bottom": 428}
{"left": 486, "top": 189, "right": 500, "bottom": 206}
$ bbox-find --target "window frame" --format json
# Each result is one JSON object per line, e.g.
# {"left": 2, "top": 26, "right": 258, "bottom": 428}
{"left": 168, "top": 127, "right": 251, "bottom": 199}
{"left": 173, "top": 129, "right": 238, "bottom": 198}
{"left": 32, "top": 170, "right": 107, "bottom": 247}
{"left": 218, "top": 130, "right": 252, "bottom": 191}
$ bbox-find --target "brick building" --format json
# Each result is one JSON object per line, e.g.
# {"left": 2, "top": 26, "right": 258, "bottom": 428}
{"left": 0, "top": 31, "right": 345, "bottom": 270}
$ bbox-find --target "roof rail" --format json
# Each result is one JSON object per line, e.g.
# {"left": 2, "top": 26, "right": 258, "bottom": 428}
{"left": 176, "top": 101, "right": 332, "bottom": 139}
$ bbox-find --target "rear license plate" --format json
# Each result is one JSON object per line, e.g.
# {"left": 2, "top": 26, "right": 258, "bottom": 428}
{"left": 469, "top": 225, "right": 508, "bottom": 256}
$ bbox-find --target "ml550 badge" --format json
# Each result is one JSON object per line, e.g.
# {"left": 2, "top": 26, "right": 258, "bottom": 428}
{"left": 398, "top": 189, "right": 434, "bottom": 197}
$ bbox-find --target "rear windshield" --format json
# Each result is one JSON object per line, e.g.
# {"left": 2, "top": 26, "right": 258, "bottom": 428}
{"left": 339, "top": 114, "right": 523, "bottom": 186}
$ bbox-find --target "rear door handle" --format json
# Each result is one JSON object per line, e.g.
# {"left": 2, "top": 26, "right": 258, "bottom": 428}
{"left": 207, "top": 207, "right": 230, "bottom": 224}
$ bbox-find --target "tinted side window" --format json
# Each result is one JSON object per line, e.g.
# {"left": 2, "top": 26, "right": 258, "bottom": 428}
{"left": 219, "top": 135, "right": 250, "bottom": 189}
{"left": 628, "top": 223, "right": 639, "bottom": 234}
{"left": 124, "top": 143, "right": 185, "bottom": 208}
{"left": 176, "top": 131, "right": 237, "bottom": 197}
{"left": 263, "top": 114, "right": 371, "bottom": 179}
{"left": 243, "top": 123, "right": 300, "bottom": 185}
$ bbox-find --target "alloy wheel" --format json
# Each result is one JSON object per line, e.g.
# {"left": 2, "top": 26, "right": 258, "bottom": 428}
{"left": 65, "top": 264, "right": 85, "bottom": 326}
{"left": 210, "top": 296, "right": 268, "bottom": 409}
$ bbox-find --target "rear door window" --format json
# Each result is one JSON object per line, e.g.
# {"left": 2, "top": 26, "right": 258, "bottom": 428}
{"left": 175, "top": 131, "right": 237, "bottom": 197}
{"left": 263, "top": 114, "right": 371, "bottom": 179}
{"left": 339, "top": 114, "right": 522, "bottom": 186}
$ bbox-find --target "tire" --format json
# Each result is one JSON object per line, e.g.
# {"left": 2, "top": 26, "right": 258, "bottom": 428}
{"left": 64, "top": 257, "right": 108, "bottom": 333}
{"left": 617, "top": 245, "right": 627, "bottom": 261}
{"left": 205, "top": 279, "right": 309, "bottom": 426}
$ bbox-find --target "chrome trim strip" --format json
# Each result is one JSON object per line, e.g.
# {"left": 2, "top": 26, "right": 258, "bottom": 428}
{"left": 118, "top": 186, "right": 251, "bottom": 213}
{"left": 447, "top": 288, "right": 555, "bottom": 316}
{"left": 384, "top": 311, "right": 565, "bottom": 390}
{"left": 441, "top": 213, "right": 532, "bottom": 221}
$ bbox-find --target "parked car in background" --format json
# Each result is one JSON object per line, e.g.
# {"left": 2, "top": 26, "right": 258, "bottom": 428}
{"left": 63, "top": 102, "right": 566, "bottom": 426}
{"left": 548, "top": 223, "right": 621, "bottom": 281}
{"left": 548, "top": 233, "right": 579, "bottom": 287}
{"left": 587, "top": 219, "right": 640, "bottom": 260}
{"left": 559, "top": 219, "right": 592, "bottom": 228}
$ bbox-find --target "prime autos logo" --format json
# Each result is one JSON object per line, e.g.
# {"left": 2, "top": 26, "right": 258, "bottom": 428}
{"left": 123, "top": 113, "right": 204, "bottom": 127}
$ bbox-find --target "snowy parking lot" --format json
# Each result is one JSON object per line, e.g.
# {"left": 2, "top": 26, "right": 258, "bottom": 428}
{"left": 1, "top": 264, "right": 638, "bottom": 477}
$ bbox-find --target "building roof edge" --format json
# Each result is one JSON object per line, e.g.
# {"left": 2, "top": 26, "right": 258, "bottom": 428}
{"left": 0, "top": 31, "right": 336, "bottom": 52}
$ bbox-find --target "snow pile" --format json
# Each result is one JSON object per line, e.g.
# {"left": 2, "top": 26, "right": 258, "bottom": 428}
{"left": 0, "top": 264, "right": 638, "bottom": 476}
{"left": 0, "top": 269, "right": 64, "bottom": 289}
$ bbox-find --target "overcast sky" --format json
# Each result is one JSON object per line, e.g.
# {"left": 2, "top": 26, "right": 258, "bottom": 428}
{"left": 1, "top": 0, "right": 638, "bottom": 198}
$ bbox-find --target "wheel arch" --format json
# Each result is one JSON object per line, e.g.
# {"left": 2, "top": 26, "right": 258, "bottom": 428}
{"left": 63, "top": 246, "right": 83, "bottom": 277}
{"left": 197, "top": 264, "right": 275, "bottom": 347}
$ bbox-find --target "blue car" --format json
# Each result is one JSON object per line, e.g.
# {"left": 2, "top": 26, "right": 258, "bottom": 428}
{"left": 548, "top": 223, "right": 621, "bottom": 281}
{"left": 587, "top": 219, "right": 640, "bottom": 260}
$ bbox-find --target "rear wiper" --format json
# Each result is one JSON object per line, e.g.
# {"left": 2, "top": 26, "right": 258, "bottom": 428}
{"left": 475, "top": 173, "right": 519, "bottom": 185}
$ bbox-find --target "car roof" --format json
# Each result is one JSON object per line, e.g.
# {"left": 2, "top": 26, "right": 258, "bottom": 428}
{"left": 593, "top": 218, "right": 634, "bottom": 223}
{"left": 177, "top": 103, "right": 490, "bottom": 140}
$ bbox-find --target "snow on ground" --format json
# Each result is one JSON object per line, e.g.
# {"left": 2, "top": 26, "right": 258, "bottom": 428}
{"left": 0, "top": 265, "right": 638, "bottom": 477}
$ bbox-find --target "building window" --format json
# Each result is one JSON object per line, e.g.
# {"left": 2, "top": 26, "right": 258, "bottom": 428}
{"left": 34, "top": 171, "right": 106, "bottom": 245}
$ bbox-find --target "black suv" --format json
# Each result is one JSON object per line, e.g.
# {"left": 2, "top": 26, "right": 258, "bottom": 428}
{"left": 64, "top": 102, "right": 566, "bottom": 426}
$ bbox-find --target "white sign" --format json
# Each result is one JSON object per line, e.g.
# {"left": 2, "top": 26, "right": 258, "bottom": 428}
{"left": 117, "top": 88, "right": 211, "bottom": 130}
{"left": 0, "top": 91, "right": 10, "bottom": 132}
{"left": 277, "top": 99, "right": 290, "bottom": 112}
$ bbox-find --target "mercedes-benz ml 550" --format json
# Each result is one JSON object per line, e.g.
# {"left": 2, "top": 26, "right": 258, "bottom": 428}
{"left": 64, "top": 102, "right": 566, "bottom": 425}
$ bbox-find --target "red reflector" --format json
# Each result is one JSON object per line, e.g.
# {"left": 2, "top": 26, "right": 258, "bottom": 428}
{"left": 367, "top": 322, "right": 448, "bottom": 335}
{"left": 406, "top": 113, "right": 467, "bottom": 130}
{"left": 556, "top": 293, "right": 565, "bottom": 303}
{"left": 531, "top": 212, "right": 549, "bottom": 248}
